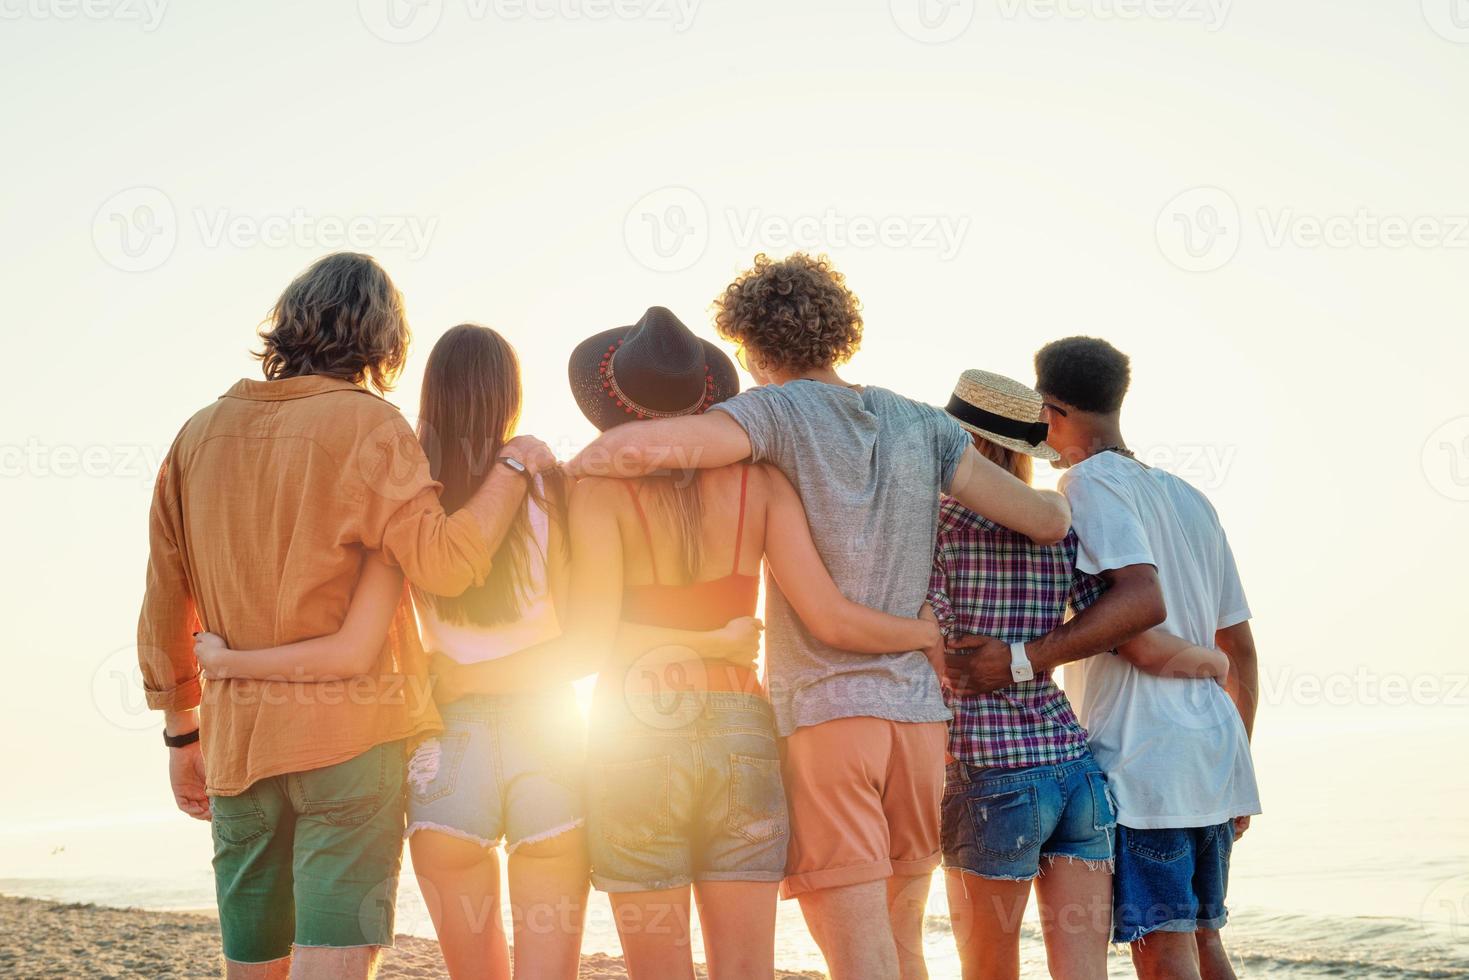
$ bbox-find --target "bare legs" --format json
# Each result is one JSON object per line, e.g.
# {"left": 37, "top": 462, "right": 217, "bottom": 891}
{"left": 945, "top": 860, "right": 1111, "bottom": 980}
{"left": 224, "top": 949, "right": 380, "bottom": 980}
{"left": 610, "top": 880, "right": 779, "bottom": 980}
{"left": 506, "top": 829, "right": 590, "bottom": 980}
{"left": 410, "top": 827, "right": 588, "bottom": 980}
{"left": 798, "top": 880, "right": 901, "bottom": 980}
{"left": 695, "top": 881, "right": 779, "bottom": 980}
{"left": 1034, "top": 860, "right": 1111, "bottom": 980}
{"left": 411, "top": 831, "right": 512, "bottom": 980}
{"left": 887, "top": 874, "right": 934, "bottom": 980}
{"left": 1194, "top": 929, "right": 1237, "bottom": 980}
{"left": 944, "top": 870, "right": 1029, "bottom": 980}
{"left": 225, "top": 958, "right": 291, "bottom": 980}
{"left": 609, "top": 887, "right": 696, "bottom": 980}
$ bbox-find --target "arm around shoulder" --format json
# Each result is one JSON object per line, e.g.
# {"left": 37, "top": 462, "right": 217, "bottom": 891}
{"left": 946, "top": 445, "right": 1071, "bottom": 544}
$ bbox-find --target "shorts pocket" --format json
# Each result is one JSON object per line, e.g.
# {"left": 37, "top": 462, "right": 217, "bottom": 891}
{"left": 970, "top": 784, "right": 1041, "bottom": 861}
{"left": 1086, "top": 770, "right": 1118, "bottom": 833}
{"left": 293, "top": 743, "right": 395, "bottom": 827}
{"left": 597, "top": 755, "right": 671, "bottom": 850}
{"left": 407, "top": 733, "right": 470, "bottom": 806}
{"left": 727, "top": 754, "right": 787, "bottom": 845}
{"left": 1125, "top": 827, "right": 1191, "bottom": 863}
{"left": 211, "top": 789, "right": 269, "bottom": 846}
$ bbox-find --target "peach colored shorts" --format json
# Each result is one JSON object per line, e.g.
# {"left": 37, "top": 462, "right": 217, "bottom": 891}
{"left": 779, "top": 716, "right": 948, "bottom": 898}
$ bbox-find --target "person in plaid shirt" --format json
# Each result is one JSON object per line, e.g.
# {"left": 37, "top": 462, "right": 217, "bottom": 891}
{"left": 927, "top": 370, "right": 1117, "bottom": 980}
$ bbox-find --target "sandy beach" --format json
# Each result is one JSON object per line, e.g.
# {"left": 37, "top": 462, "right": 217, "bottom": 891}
{"left": 0, "top": 894, "right": 824, "bottom": 979}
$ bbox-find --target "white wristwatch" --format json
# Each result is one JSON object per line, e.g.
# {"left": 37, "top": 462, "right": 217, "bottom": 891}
{"left": 1009, "top": 642, "right": 1035, "bottom": 683}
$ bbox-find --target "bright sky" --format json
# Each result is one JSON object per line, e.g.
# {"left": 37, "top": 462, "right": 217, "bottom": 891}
{"left": 2, "top": 0, "right": 1467, "bottom": 828}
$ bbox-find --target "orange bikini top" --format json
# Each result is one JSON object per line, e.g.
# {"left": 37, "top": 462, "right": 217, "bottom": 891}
{"left": 620, "top": 465, "right": 760, "bottom": 632}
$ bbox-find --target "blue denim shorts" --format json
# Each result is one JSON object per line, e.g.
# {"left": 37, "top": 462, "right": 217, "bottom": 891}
{"left": 1113, "top": 822, "right": 1233, "bottom": 944}
{"left": 406, "top": 689, "right": 585, "bottom": 852}
{"left": 587, "top": 692, "right": 789, "bottom": 892}
{"left": 941, "top": 753, "right": 1117, "bottom": 882}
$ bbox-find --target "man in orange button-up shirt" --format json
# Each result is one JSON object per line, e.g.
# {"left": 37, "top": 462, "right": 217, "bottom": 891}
{"left": 136, "top": 253, "right": 555, "bottom": 977}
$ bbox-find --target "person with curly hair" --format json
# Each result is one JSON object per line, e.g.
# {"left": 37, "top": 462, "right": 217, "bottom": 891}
{"left": 569, "top": 253, "right": 1072, "bottom": 980}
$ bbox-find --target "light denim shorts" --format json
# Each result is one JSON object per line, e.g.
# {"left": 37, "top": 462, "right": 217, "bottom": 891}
{"left": 406, "top": 689, "right": 585, "bottom": 852}
{"left": 587, "top": 692, "right": 789, "bottom": 892}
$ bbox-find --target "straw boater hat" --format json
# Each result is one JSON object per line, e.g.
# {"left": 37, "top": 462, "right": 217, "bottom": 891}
{"left": 568, "top": 306, "right": 740, "bottom": 432}
{"left": 944, "top": 369, "right": 1060, "bottom": 462}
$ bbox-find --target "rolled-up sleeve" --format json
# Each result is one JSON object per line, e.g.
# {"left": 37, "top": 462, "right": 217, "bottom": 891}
{"left": 137, "top": 451, "right": 202, "bottom": 712}
{"left": 357, "top": 418, "right": 494, "bottom": 597}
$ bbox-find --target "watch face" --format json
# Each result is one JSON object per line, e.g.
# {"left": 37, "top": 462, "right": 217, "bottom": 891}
{"left": 499, "top": 455, "right": 528, "bottom": 474}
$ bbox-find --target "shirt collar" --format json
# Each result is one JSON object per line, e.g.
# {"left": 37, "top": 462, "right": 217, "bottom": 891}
{"left": 222, "top": 375, "right": 386, "bottom": 404}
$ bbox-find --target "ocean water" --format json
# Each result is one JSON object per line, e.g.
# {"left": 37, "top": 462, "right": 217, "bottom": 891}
{"left": 4, "top": 708, "right": 1466, "bottom": 978}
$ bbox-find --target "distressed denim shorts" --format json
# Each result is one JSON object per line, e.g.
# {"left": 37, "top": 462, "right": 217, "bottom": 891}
{"left": 941, "top": 753, "right": 1117, "bottom": 882}
{"left": 587, "top": 692, "right": 789, "bottom": 892}
{"left": 406, "top": 689, "right": 585, "bottom": 852}
{"left": 1112, "top": 821, "right": 1233, "bottom": 944}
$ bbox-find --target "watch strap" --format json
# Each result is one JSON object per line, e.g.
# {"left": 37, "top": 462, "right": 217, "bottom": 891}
{"left": 163, "top": 728, "right": 201, "bottom": 749}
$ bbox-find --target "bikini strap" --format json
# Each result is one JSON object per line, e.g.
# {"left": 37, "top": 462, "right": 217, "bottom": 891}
{"left": 623, "top": 481, "right": 662, "bottom": 585}
{"left": 731, "top": 464, "right": 750, "bottom": 575}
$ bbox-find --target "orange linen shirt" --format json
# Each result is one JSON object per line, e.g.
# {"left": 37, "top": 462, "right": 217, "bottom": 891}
{"left": 137, "top": 375, "right": 493, "bottom": 796}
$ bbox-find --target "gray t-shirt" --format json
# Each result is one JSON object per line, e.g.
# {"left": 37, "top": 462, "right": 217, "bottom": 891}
{"left": 712, "top": 381, "right": 971, "bottom": 736}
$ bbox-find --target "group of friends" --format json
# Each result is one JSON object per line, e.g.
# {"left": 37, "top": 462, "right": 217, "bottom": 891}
{"left": 138, "top": 250, "right": 1261, "bottom": 980}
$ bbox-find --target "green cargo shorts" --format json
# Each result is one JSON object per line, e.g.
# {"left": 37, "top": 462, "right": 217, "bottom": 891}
{"left": 209, "top": 740, "right": 407, "bottom": 963}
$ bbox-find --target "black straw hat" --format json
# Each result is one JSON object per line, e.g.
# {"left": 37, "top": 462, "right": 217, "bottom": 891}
{"left": 568, "top": 307, "right": 740, "bottom": 432}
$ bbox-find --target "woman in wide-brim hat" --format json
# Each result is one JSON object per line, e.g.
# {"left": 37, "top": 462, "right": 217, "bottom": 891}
{"left": 565, "top": 307, "right": 945, "bottom": 980}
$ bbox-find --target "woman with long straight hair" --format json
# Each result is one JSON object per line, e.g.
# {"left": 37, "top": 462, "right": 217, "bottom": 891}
{"left": 473, "top": 307, "right": 940, "bottom": 980}
{"left": 194, "top": 323, "right": 751, "bottom": 980}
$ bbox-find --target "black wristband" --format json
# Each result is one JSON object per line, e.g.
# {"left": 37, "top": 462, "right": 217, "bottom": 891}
{"left": 163, "top": 728, "right": 201, "bottom": 749}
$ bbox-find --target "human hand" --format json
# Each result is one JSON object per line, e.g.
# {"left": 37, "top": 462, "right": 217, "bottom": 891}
{"left": 712, "top": 616, "right": 764, "bottom": 668}
{"left": 193, "top": 632, "right": 232, "bottom": 680}
{"left": 1232, "top": 815, "right": 1251, "bottom": 841}
{"left": 501, "top": 435, "right": 558, "bottom": 476}
{"left": 943, "top": 634, "right": 1013, "bottom": 696}
{"left": 429, "top": 652, "right": 469, "bottom": 704}
{"left": 168, "top": 739, "right": 211, "bottom": 821}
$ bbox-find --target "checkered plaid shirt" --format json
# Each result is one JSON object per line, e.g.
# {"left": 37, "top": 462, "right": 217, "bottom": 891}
{"left": 928, "top": 498, "right": 1100, "bottom": 769}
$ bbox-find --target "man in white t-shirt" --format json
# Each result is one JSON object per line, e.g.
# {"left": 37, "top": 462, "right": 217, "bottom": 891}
{"left": 944, "top": 337, "right": 1260, "bottom": 980}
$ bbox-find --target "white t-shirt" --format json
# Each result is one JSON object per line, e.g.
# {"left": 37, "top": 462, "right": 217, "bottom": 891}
{"left": 416, "top": 478, "right": 561, "bottom": 664}
{"left": 1061, "top": 451, "right": 1261, "bottom": 830}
